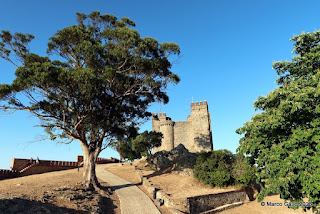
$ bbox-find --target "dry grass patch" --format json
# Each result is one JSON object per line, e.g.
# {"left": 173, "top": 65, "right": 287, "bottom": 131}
{"left": 0, "top": 167, "right": 120, "bottom": 214}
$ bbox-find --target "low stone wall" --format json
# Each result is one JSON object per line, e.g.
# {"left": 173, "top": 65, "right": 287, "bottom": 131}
{"left": 138, "top": 168, "right": 248, "bottom": 214}
{"left": 141, "top": 177, "right": 189, "bottom": 213}
{"left": 187, "top": 190, "right": 247, "bottom": 213}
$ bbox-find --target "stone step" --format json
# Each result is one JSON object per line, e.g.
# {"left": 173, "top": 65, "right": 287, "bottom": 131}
{"left": 19, "top": 164, "right": 34, "bottom": 173}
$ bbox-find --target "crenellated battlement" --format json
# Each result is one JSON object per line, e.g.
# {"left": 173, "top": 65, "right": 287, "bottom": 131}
{"left": 0, "top": 170, "right": 17, "bottom": 179}
{"left": 152, "top": 112, "right": 167, "bottom": 117}
{"left": 152, "top": 112, "right": 173, "bottom": 121}
{"left": 191, "top": 100, "right": 208, "bottom": 107}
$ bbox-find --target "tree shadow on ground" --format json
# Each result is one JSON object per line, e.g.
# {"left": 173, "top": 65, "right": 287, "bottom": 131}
{"left": 0, "top": 198, "right": 84, "bottom": 214}
{"left": 98, "top": 181, "right": 119, "bottom": 214}
{"left": 110, "top": 183, "right": 136, "bottom": 190}
{"left": 145, "top": 168, "right": 171, "bottom": 180}
{"left": 101, "top": 195, "right": 118, "bottom": 214}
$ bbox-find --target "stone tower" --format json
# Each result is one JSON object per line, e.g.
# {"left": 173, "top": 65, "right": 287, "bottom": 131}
{"left": 152, "top": 101, "right": 213, "bottom": 153}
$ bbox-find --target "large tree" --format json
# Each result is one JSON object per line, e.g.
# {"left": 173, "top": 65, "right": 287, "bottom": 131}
{"left": 0, "top": 11, "right": 180, "bottom": 190}
{"left": 237, "top": 31, "right": 320, "bottom": 210}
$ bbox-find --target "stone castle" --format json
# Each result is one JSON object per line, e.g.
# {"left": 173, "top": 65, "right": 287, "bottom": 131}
{"left": 152, "top": 101, "right": 213, "bottom": 153}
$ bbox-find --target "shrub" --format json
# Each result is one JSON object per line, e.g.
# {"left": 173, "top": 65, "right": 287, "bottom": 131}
{"left": 232, "top": 154, "right": 256, "bottom": 186}
{"left": 193, "top": 150, "right": 235, "bottom": 187}
{"left": 193, "top": 150, "right": 256, "bottom": 187}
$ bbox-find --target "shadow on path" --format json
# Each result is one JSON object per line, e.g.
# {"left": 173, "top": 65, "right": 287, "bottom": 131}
{"left": 110, "top": 183, "right": 136, "bottom": 191}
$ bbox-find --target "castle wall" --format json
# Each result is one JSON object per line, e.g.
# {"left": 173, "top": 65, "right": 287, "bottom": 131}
{"left": 11, "top": 158, "right": 78, "bottom": 171}
{"left": 152, "top": 113, "right": 161, "bottom": 132}
{"left": 152, "top": 101, "right": 213, "bottom": 153}
{"left": 11, "top": 158, "right": 28, "bottom": 171}
{"left": 0, "top": 170, "right": 16, "bottom": 180}
{"left": 191, "top": 101, "right": 213, "bottom": 152}
{"left": 0, "top": 156, "right": 120, "bottom": 180}
{"left": 157, "top": 120, "right": 174, "bottom": 152}
{"left": 19, "top": 162, "right": 78, "bottom": 177}
{"left": 174, "top": 121, "right": 192, "bottom": 151}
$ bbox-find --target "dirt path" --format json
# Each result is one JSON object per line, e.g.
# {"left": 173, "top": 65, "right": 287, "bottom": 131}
{"left": 97, "top": 164, "right": 160, "bottom": 214}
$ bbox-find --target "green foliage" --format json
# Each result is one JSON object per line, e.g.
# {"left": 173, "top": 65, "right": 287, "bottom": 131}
{"left": 194, "top": 150, "right": 254, "bottom": 187}
{"left": 237, "top": 30, "right": 320, "bottom": 210}
{"left": 131, "top": 131, "right": 162, "bottom": 157}
{"left": 0, "top": 11, "right": 179, "bottom": 149}
{"left": 111, "top": 130, "right": 162, "bottom": 161}
{"left": 115, "top": 140, "right": 141, "bottom": 161}
{"left": 0, "top": 11, "right": 180, "bottom": 186}
{"left": 232, "top": 154, "right": 256, "bottom": 187}
{"left": 109, "top": 125, "right": 140, "bottom": 161}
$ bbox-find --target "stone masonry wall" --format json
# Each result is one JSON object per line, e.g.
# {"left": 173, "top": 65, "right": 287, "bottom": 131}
{"left": 19, "top": 163, "right": 78, "bottom": 177}
{"left": 188, "top": 190, "right": 247, "bottom": 213}
{"left": 190, "top": 101, "right": 213, "bottom": 152}
{"left": 11, "top": 158, "right": 28, "bottom": 171}
{"left": 0, "top": 156, "right": 119, "bottom": 180}
{"left": 0, "top": 170, "right": 16, "bottom": 180}
{"left": 173, "top": 121, "right": 192, "bottom": 151}
{"left": 152, "top": 101, "right": 213, "bottom": 153}
{"left": 11, "top": 158, "right": 78, "bottom": 171}
{"left": 159, "top": 120, "right": 174, "bottom": 151}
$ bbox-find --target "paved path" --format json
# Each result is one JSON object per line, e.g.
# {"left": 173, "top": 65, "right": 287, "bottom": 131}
{"left": 96, "top": 164, "right": 160, "bottom": 214}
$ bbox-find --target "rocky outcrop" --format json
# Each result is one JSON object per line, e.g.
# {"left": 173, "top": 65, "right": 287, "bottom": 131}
{"left": 151, "top": 144, "right": 198, "bottom": 174}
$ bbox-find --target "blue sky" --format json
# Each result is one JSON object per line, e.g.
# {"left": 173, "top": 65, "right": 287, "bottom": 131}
{"left": 0, "top": 0, "right": 319, "bottom": 169}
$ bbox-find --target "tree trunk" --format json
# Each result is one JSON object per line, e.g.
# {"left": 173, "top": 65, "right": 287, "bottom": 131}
{"left": 80, "top": 142, "right": 101, "bottom": 190}
{"left": 119, "top": 141, "right": 123, "bottom": 163}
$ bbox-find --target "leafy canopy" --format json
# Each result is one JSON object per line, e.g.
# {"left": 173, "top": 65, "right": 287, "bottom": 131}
{"left": 0, "top": 11, "right": 180, "bottom": 152}
{"left": 131, "top": 130, "right": 162, "bottom": 157}
{"left": 112, "top": 130, "right": 162, "bottom": 161}
{"left": 237, "top": 30, "right": 320, "bottom": 210}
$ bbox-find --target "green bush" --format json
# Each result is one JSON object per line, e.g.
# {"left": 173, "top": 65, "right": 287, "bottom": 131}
{"left": 193, "top": 150, "right": 255, "bottom": 187}
{"left": 194, "top": 150, "right": 234, "bottom": 187}
{"left": 232, "top": 154, "right": 256, "bottom": 187}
